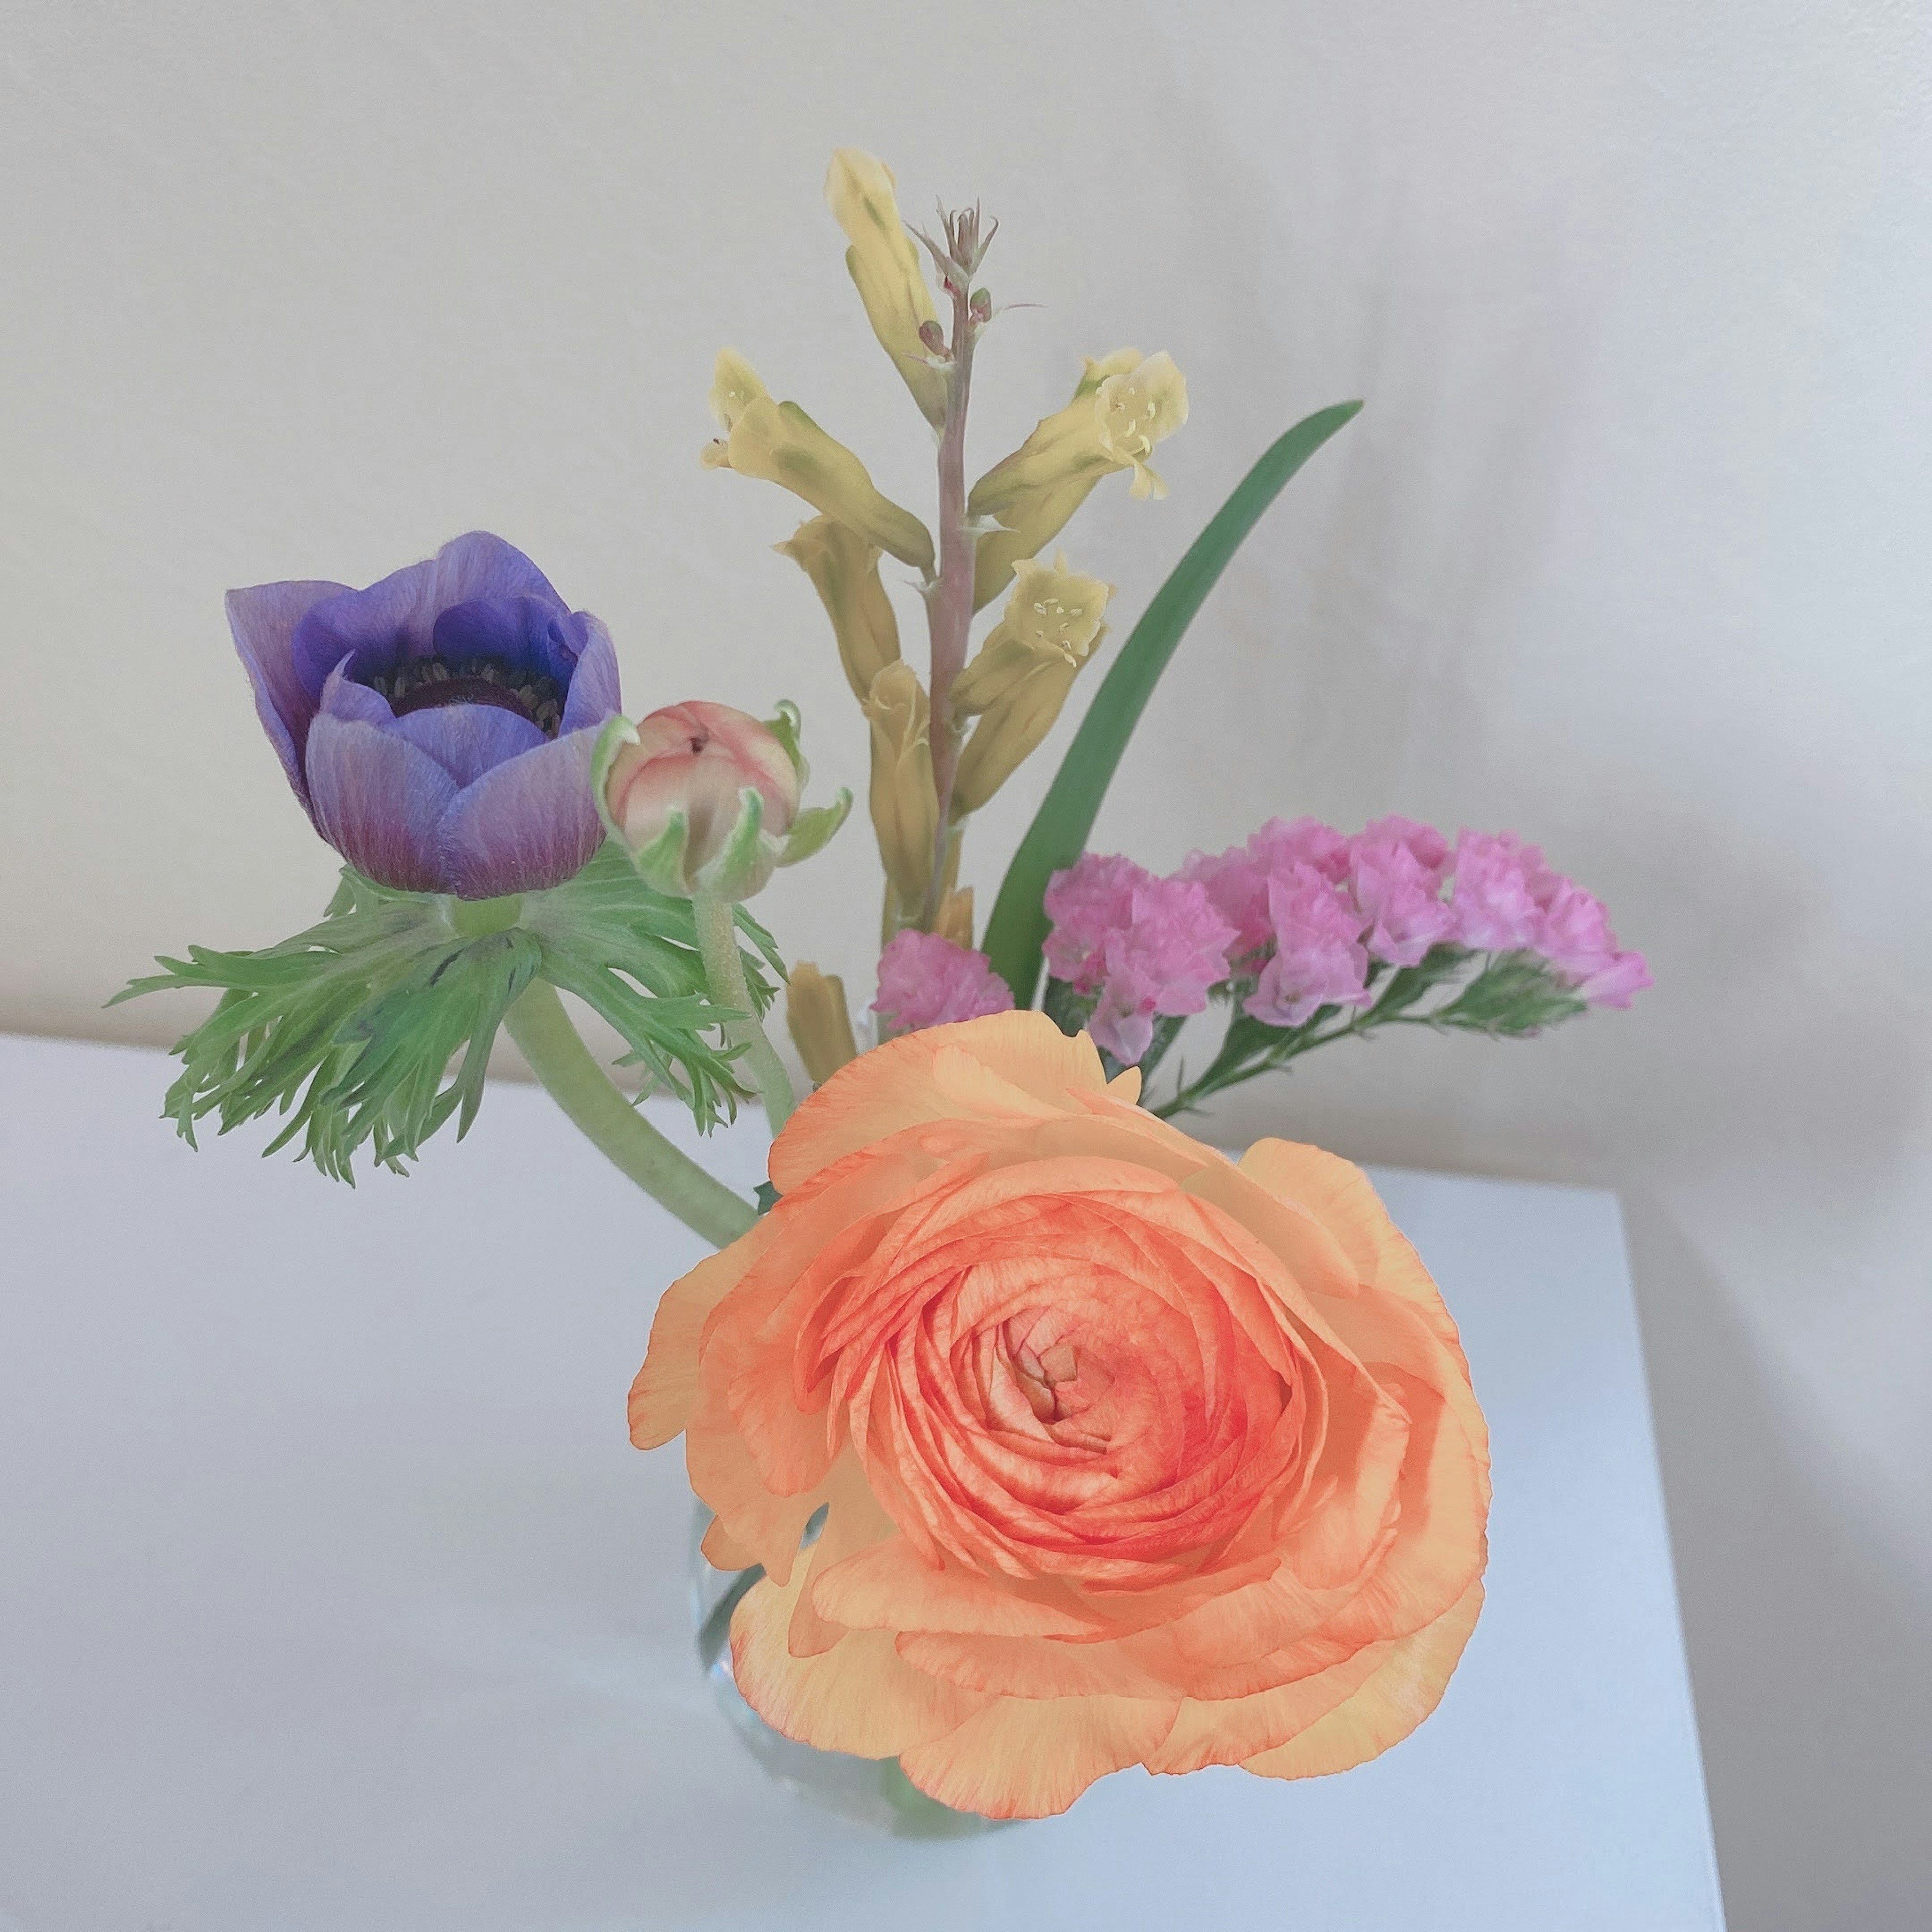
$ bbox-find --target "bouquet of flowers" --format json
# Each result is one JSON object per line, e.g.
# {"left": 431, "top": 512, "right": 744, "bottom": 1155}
{"left": 125, "top": 150, "right": 1647, "bottom": 1822}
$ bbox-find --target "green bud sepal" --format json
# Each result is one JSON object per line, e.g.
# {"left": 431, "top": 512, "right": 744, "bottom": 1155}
{"left": 595, "top": 708, "right": 851, "bottom": 905}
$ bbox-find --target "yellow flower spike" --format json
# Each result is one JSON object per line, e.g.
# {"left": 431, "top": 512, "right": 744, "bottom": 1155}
{"left": 1094, "top": 350, "right": 1189, "bottom": 499}
{"left": 785, "top": 962, "right": 860, "bottom": 1085}
{"left": 951, "top": 550, "right": 1113, "bottom": 717}
{"left": 701, "top": 349, "right": 768, "bottom": 469}
{"left": 702, "top": 350, "right": 936, "bottom": 573}
{"left": 862, "top": 661, "right": 939, "bottom": 905}
{"left": 825, "top": 149, "right": 948, "bottom": 431}
{"left": 1074, "top": 348, "right": 1147, "bottom": 396}
{"left": 965, "top": 348, "right": 1187, "bottom": 607}
{"left": 774, "top": 516, "right": 902, "bottom": 705}
{"left": 935, "top": 885, "right": 975, "bottom": 949}
{"left": 950, "top": 651, "right": 1082, "bottom": 815}
{"left": 708, "top": 348, "right": 768, "bottom": 431}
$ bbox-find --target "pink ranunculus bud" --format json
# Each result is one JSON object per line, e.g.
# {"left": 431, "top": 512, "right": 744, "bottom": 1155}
{"left": 1243, "top": 864, "right": 1372, "bottom": 1028}
{"left": 1085, "top": 875, "right": 1238, "bottom": 1065}
{"left": 1348, "top": 817, "right": 1455, "bottom": 967}
{"left": 872, "top": 931, "right": 1016, "bottom": 1037}
{"left": 603, "top": 700, "right": 803, "bottom": 897}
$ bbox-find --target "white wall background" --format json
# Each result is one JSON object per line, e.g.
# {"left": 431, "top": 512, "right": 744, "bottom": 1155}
{"left": 4, "top": 4, "right": 1927, "bottom": 1923}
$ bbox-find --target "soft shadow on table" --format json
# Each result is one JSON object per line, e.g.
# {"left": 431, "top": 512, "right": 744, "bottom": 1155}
{"left": 1626, "top": 1200, "right": 1932, "bottom": 1932}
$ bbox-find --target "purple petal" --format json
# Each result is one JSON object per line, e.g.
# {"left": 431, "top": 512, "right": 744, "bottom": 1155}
{"left": 429, "top": 530, "right": 566, "bottom": 611}
{"left": 305, "top": 708, "right": 460, "bottom": 893}
{"left": 293, "top": 560, "right": 439, "bottom": 703}
{"left": 392, "top": 702, "right": 547, "bottom": 788}
{"left": 291, "top": 531, "right": 567, "bottom": 702}
{"left": 431, "top": 594, "right": 590, "bottom": 688}
{"left": 319, "top": 660, "right": 396, "bottom": 728}
{"left": 436, "top": 727, "right": 603, "bottom": 898}
{"left": 226, "top": 578, "right": 347, "bottom": 807}
{"left": 560, "top": 617, "right": 622, "bottom": 732}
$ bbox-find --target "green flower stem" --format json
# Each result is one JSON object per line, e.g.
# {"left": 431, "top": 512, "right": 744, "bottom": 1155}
{"left": 919, "top": 265, "right": 980, "bottom": 926}
{"left": 691, "top": 893, "right": 797, "bottom": 1136}
{"left": 1153, "top": 1015, "right": 1356, "bottom": 1120}
{"left": 503, "top": 978, "right": 756, "bottom": 1248}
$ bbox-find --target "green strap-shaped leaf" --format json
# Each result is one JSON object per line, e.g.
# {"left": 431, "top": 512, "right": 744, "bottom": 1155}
{"left": 981, "top": 401, "right": 1363, "bottom": 1009}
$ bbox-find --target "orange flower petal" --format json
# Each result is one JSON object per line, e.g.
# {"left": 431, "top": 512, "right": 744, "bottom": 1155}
{"left": 788, "top": 1454, "right": 896, "bottom": 1658}
{"left": 628, "top": 1232, "right": 771, "bottom": 1448}
{"left": 687, "top": 1375, "right": 829, "bottom": 1585}
{"left": 731, "top": 1567, "right": 987, "bottom": 1759}
{"left": 1149, "top": 1637, "right": 1392, "bottom": 1773}
{"left": 699, "top": 1515, "right": 755, "bottom": 1571}
{"left": 1240, "top": 1579, "right": 1484, "bottom": 1779}
{"left": 769, "top": 1011, "right": 1106, "bottom": 1194}
{"left": 896, "top": 1692, "right": 1180, "bottom": 1819}
{"left": 811, "top": 1534, "right": 1106, "bottom": 1639}
{"left": 1311, "top": 1371, "right": 1489, "bottom": 1648}
{"left": 1238, "top": 1139, "right": 1489, "bottom": 1465}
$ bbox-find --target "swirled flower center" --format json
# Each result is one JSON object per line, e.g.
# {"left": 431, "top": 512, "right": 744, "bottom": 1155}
{"left": 365, "top": 654, "right": 566, "bottom": 737}
{"left": 1001, "top": 1311, "right": 1104, "bottom": 1436}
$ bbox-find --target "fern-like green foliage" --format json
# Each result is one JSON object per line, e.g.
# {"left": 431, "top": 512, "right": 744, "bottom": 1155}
{"left": 114, "top": 844, "right": 780, "bottom": 1181}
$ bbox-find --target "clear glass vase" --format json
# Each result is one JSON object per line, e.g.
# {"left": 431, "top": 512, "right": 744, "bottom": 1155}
{"left": 687, "top": 1506, "right": 1010, "bottom": 1839}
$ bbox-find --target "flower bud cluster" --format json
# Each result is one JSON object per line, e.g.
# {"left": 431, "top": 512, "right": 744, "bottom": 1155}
{"left": 709, "top": 147, "right": 1187, "bottom": 946}
{"left": 967, "top": 350, "right": 1188, "bottom": 608}
{"left": 950, "top": 552, "right": 1114, "bottom": 815}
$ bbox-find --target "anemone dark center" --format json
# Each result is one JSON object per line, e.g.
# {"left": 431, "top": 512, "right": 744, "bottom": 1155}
{"left": 368, "top": 655, "right": 566, "bottom": 737}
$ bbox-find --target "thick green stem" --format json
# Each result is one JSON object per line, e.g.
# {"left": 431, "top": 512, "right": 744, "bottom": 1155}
{"left": 504, "top": 979, "right": 756, "bottom": 1248}
{"left": 692, "top": 893, "right": 797, "bottom": 1135}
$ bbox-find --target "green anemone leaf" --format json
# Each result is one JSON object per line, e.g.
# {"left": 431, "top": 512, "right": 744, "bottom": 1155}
{"left": 116, "top": 842, "right": 784, "bottom": 1181}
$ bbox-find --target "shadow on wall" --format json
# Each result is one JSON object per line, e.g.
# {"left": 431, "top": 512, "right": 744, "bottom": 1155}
{"left": 1629, "top": 1199, "right": 1932, "bottom": 1932}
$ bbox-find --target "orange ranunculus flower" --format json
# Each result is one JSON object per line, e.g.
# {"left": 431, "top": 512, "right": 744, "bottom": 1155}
{"left": 630, "top": 1012, "right": 1490, "bottom": 1818}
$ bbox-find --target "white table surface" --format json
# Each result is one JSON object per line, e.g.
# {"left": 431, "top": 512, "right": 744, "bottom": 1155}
{"left": 0, "top": 1033, "right": 1726, "bottom": 1930}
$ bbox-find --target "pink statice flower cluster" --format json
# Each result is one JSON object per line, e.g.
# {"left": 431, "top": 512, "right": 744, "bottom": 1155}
{"left": 1448, "top": 831, "right": 1652, "bottom": 1007}
{"left": 1181, "top": 815, "right": 1459, "bottom": 1025}
{"left": 1042, "top": 856, "right": 1238, "bottom": 1064}
{"left": 871, "top": 930, "right": 1015, "bottom": 1038}
{"left": 1044, "top": 816, "right": 1649, "bottom": 1055}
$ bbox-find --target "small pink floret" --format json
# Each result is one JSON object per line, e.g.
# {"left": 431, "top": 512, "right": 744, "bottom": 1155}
{"left": 1243, "top": 863, "right": 1373, "bottom": 1028}
{"left": 1450, "top": 832, "right": 1649, "bottom": 1006}
{"left": 1348, "top": 819, "right": 1455, "bottom": 967}
{"left": 1447, "top": 831, "right": 1549, "bottom": 951}
{"left": 1184, "top": 817, "right": 1352, "bottom": 963}
{"left": 1043, "top": 854, "right": 1152, "bottom": 994}
{"left": 1086, "top": 875, "right": 1239, "bottom": 1065}
{"left": 872, "top": 931, "right": 1015, "bottom": 1037}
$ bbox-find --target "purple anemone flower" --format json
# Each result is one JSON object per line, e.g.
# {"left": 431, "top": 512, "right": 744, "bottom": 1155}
{"left": 226, "top": 532, "right": 622, "bottom": 898}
